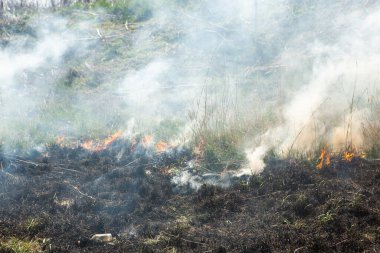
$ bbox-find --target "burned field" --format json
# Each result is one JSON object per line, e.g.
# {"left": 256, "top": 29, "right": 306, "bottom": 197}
{"left": 1, "top": 139, "right": 380, "bottom": 253}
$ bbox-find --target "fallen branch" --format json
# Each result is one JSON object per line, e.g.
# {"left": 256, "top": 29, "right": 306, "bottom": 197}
{"left": 64, "top": 181, "right": 95, "bottom": 200}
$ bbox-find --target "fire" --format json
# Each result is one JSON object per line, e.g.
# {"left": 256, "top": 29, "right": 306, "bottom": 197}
{"left": 103, "top": 131, "right": 123, "bottom": 147}
{"left": 56, "top": 136, "right": 65, "bottom": 144}
{"left": 342, "top": 149, "right": 366, "bottom": 161}
{"left": 81, "top": 140, "right": 96, "bottom": 151}
{"left": 342, "top": 151, "right": 355, "bottom": 162}
{"left": 81, "top": 131, "right": 123, "bottom": 152}
{"left": 55, "top": 132, "right": 179, "bottom": 154}
{"left": 194, "top": 136, "right": 205, "bottom": 157}
{"left": 56, "top": 136, "right": 65, "bottom": 147}
{"left": 155, "top": 140, "right": 169, "bottom": 153}
{"left": 142, "top": 135, "right": 154, "bottom": 148}
{"left": 316, "top": 147, "right": 330, "bottom": 169}
{"left": 315, "top": 147, "right": 366, "bottom": 169}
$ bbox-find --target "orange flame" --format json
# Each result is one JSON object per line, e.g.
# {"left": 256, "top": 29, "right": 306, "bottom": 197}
{"left": 316, "top": 147, "right": 330, "bottom": 169}
{"left": 81, "top": 131, "right": 123, "bottom": 152}
{"left": 56, "top": 136, "right": 65, "bottom": 147}
{"left": 56, "top": 136, "right": 65, "bottom": 144}
{"left": 341, "top": 147, "right": 367, "bottom": 161}
{"left": 81, "top": 140, "right": 95, "bottom": 151}
{"left": 155, "top": 140, "right": 169, "bottom": 153}
{"left": 142, "top": 135, "right": 154, "bottom": 148}
{"left": 194, "top": 136, "right": 205, "bottom": 157}
{"left": 103, "top": 131, "right": 123, "bottom": 147}
{"left": 342, "top": 151, "right": 355, "bottom": 162}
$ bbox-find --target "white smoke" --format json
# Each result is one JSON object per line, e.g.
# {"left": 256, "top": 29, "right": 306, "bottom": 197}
{"left": 243, "top": 4, "right": 380, "bottom": 174}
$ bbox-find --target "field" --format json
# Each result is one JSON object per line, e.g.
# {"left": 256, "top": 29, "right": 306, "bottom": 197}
{"left": 1, "top": 1, "right": 380, "bottom": 252}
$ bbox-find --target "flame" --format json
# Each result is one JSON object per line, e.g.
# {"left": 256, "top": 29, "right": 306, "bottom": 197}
{"left": 316, "top": 147, "right": 330, "bottom": 169}
{"left": 341, "top": 147, "right": 365, "bottom": 162}
{"left": 56, "top": 136, "right": 65, "bottom": 144}
{"left": 342, "top": 151, "right": 355, "bottom": 162}
{"left": 81, "top": 131, "right": 123, "bottom": 152}
{"left": 103, "top": 131, "right": 123, "bottom": 147}
{"left": 155, "top": 140, "right": 169, "bottom": 153}
{"left": 194, "top": 136, "right": 205, "bottom": 157}
{"left": 81, "top": 140, "right": 95, "bottom": 151}
{"left": 142, "top": 135, "right": 154, "bottom": 148}
{"left": 55, "top": 136, "right": 65, "bottom": 147}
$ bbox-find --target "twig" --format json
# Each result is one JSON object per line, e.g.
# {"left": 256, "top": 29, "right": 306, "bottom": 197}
{"left": 335, "top": 239, "right": 348, "bottom": 246}
{"left": 72, "top": 9, "right": 98, "bottom": 16}
{"left": 245, "top": 190, "right": 284, "bottom": 200}
{"left": 13, "top": 158, "right": 39, "bottom": 166}
{"left": 64, "top": 181, "right": 95, "bottom": 200}
{"left": 96, "top": 28, "right": 103, "bottom": 39}
{"left": 123, "top": 159, "right": 139, "bottom": 167}
{"left": 2, "top": 154, "right": 40, "bottom": 167}
{"left": 124, "top": 20, "right": 129, "bottom": 30}
{"left": 294, "top": 246, "right": 306, "bottom": 253}
{"left": 161, "top": 231, "right": 208, "bottom": 246}
{"left": 54, "top": 167, "right": 84, "bottom": 174}
{"left": 63, "top": 33, "right": 129, "bottom": 42}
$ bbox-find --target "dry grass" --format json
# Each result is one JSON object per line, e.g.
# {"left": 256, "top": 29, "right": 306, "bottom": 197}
{"left": 363, "top": 97, "right": 380, "bottom": 158}
{"left": 0, "top": 237, "right": 42, "bottom": 253}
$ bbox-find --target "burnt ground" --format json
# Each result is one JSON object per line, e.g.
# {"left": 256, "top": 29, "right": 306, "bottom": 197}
{"left": 1, "top": 141, "right": 380, "bottom": 252}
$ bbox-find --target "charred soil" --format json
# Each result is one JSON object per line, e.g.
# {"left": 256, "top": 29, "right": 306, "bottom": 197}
{"left": 1, "top": 143, "right": 380, "bottom": 252}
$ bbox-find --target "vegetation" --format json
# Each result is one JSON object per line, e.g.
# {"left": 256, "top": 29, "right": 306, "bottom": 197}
{"left": 0, "top": 237, "right": 42, "bottom": 253}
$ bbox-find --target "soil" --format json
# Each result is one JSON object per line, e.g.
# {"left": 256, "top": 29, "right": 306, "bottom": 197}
{"left": 1, "top": 141, "right": 380, "bottom": 252}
